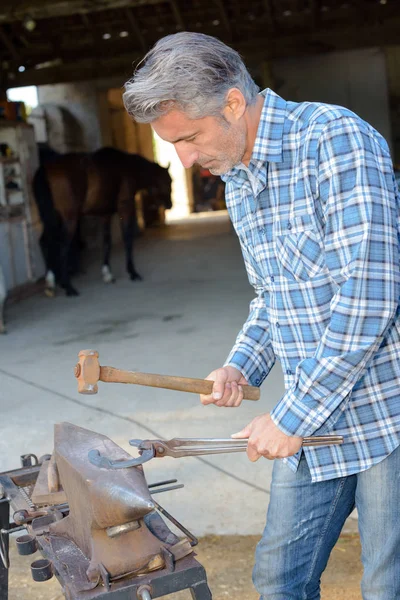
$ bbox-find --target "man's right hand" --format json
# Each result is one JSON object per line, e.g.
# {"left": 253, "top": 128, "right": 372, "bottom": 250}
{"left": 200, "top": 366, "right": 249, "bottom": 407}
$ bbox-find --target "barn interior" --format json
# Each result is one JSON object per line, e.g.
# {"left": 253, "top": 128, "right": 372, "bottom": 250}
{"left": 1, "top": 0, "right": 400, "bottom": 295}
{"left": 1, "top": 2, "right": 400, "bottom": 599}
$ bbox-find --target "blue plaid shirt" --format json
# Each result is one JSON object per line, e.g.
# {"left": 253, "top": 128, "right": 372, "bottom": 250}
{"left": 222, "top": 89, "right": 400, "bottom": 482}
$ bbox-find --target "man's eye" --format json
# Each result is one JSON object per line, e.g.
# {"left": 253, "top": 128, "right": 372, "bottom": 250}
{"left": 186, "top": 136, "right": 196, "bottom": 142}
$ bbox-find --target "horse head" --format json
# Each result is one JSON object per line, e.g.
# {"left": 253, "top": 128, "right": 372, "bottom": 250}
{"left": 150, "top": 164, "right": 172, "bottom": 210}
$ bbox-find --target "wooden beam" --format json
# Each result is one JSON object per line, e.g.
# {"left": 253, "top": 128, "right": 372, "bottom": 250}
{"left": 170, "top": 0, "right": 185, "bottom": 31}
{"left": 238, "top": 14, "right": 400, "bottom": 61}
{"left": 262, "top": 0, "right": 275, "bottom": 29}
{"left": 10, "top": 51, "right": 141, "bottom": 88}
{"left": 214, "top": 0, "right": 232, "bottom": 39}
{"left": 0, "top": 0, "right": 166, "bottom": 24}
{"left": 309, "top": 0, "right": 319, "bottom": 29}
{"left": 0, "top": 25, "right": 20, "bottom": 61}
{"left": 13, "top": 33, "right": 145, "bottom": 66}
{"left": 80, "top": 13, "right": 92, "bottom": 32}
{"left": 80, "top": 13, "right": 100, "bottom": 48}
{"left": 6, "top": 8, "right": 400, "bottom": 88}
{"left": 126, "top": 8, "right": 146, "bottom": 53}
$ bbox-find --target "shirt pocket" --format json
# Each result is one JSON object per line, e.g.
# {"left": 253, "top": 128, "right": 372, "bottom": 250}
{"left": 274, "top": 214, "right": 326, "bottom": 282}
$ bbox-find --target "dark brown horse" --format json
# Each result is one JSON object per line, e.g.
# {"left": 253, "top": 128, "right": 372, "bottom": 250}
{"left": 33, "top": 147, "right": 172, "bottom": 296}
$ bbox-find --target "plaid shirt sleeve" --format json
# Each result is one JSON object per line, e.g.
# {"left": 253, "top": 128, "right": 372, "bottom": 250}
{"left": 271, "top": 117, "right": 400, "bottom": 438}
{"left": 224, "top": 245, "right": 276, "bottom": 385}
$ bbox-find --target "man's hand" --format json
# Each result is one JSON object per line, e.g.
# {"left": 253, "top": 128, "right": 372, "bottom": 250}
{"left": 200, "top": 366, "right": 249, "bottom": 407}
{"left": 231, "top": 413, "right": 303, "bottom": 460}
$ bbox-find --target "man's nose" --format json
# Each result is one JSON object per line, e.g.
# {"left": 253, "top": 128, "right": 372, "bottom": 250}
{"left": 175, "top": 145, "right": 199, "bottom": 169}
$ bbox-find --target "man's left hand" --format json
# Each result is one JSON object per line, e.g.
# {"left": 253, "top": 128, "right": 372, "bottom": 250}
{"left": 231, "top": 413, "right": 303, "bottom": 460}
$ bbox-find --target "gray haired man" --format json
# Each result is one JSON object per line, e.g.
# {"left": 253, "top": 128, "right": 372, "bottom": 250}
{"left": 124, "top": 32, "right": 400, "bottom": 600}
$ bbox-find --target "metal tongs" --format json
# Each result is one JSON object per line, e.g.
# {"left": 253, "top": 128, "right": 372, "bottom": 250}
{"left": 88, "top": 435, "right": 343, "bottom": 469}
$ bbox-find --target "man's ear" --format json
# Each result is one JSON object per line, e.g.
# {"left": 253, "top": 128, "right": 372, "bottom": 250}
{"left": 223, "top": 88, "right": 246, "bottom": 123}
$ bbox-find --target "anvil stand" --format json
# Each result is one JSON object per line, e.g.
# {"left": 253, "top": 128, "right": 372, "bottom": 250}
{"left": 0, "top": 455, "right": 212, "bottom": 600}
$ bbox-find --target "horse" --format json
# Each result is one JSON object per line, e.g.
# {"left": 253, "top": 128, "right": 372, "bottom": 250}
{"left": 33, "top": 147, "right": 172, "bottom": 296}
{"left": 0, "top": 264, "right": 6, "bottom": 334}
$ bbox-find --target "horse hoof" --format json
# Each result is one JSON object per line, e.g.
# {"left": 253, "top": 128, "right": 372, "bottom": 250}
{"left": 65, "top": 287, "right": 80, "bottom": 297}
{"left": 101, "top": 265, "right": 115, "bottom": 284}
{"left": 44, "top": 287, "right": 56, "bottom": 298}
{"left": 130, "top": 273, "right": 143, "bottom": 282}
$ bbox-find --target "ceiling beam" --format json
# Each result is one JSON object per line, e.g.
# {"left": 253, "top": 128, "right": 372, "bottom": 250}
{"left": 0, "top": 0, "right": 166, "bottom": 24}
{"left": 126, "top": 8, "right": 146, "bottom": 53}
{"left": 309, "top": 0, "right": 319, "bottom": 29}
{"left": 262, "top": 0, "right": 275, "bottom": 30}
{"left": 10, "top": 51, "right": 141, "bottom": 88}
{"left": 239, "top": 15, "right": 400, "bottom": 61}
{"left": 0, "top": 25, "right": 20, "bottom": 61}
{"left": 169, "top": 0, "right": 185, "bottom": 31}
{"left": 214, "top": 0, "right": 232, "bottom": 39}
{"left": 6, "top": 7, "right": 400, "bottom": 88}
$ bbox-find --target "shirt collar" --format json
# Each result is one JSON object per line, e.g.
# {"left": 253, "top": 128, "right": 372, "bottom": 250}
{"left": 221, "top": 88, "right": 287, "bottom": 186}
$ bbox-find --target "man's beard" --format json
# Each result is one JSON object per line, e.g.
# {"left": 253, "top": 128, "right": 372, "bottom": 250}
{"left": 204, "top": 122, "right": 247, "bottom": 176}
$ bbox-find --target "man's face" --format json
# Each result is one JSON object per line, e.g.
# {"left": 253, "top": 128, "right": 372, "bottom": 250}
{"left": 151, "top": 108, "right": 247, "bottom": 175}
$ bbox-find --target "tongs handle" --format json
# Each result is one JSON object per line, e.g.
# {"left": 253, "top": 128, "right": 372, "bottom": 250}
{"left": 89, "top": 435, "right": 344, "bottom": 470}
{"left": 130, "top": 435, "right": 344, "bottom": 460}
{"left": 303, "top": 436, "right": 343, "bottom": 447}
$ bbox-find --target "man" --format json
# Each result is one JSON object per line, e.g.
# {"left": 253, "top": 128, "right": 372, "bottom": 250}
{"left": 123, "top": 32, "right": 400, "bottom": 599}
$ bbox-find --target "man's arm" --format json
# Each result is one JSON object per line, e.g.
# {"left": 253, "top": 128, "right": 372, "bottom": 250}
{"left": 271, "top": 116, "right": 400, "bottom": 438}
{"left": 200, "top": 239, "right": 275, "bottom": 406}
{"left": 224, "top": 288, "right": 275, "bottom": 386}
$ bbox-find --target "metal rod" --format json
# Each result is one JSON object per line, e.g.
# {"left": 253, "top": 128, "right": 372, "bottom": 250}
{"left": 153, "top": 500, "right": 198, "bottom": 547}
{"left": 1, "top": 525, "right": 25, "bottom": 534}
{"left": 154, "top": 435, "right": 344, "bottom": 458}
{"left": 148, "top": 479, "right": 177, "bottom": 489}
{"left": 150, "top": 484, "right": 184, "bottom": 495}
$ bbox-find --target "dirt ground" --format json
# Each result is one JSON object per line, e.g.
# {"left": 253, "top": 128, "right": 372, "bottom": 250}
{"left": 7, "top": 533, "right": 362, "bottom": 599}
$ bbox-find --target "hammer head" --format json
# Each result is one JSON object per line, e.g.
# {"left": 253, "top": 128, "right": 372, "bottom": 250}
{"left": 75, "top": 349, "right": 100, "bottom": 394}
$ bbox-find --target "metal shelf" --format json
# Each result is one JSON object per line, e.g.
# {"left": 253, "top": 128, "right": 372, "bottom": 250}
{"left": 0, "top": 215, "right": 26, "bottom": 223}
{"left": 0, "top": 157, "right": 19, "bottom": 164}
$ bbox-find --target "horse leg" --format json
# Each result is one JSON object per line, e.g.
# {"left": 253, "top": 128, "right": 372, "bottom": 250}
{"left": 102, "top": 215, "right": 115, "bottom": 283}
{"left": 39, "top": 229, "right": 58, "bottom": 297}
{"left": 120, "top": 216, "right": 142, "bottom": 281}
{"left": 0, "top": 266, "right": 6, "bottom": 333}
{"left": 60, "top": 219, "right": 80, "bottom": 296}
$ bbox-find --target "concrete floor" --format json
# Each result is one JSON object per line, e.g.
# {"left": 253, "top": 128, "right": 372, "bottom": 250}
{"left": 0, "top": 212, "right": 359, "bottom": 541}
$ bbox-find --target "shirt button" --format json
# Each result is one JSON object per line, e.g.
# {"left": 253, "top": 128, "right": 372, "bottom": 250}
{"left": 286, "top": 369, "right": 292, "bottom": 375}
{"left": 270, "top": 275, "right": 274, "bottom": 282}
{"left": 255, "top": 378, "right": 260, "bottom": 385}
{"left": 287, "top": 222, "right": 292, "bottom": 230}
{"left": 276, "top": 322, "right": 280, "bottom": 328}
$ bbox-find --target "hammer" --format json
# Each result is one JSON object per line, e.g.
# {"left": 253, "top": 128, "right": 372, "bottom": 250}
{"left": 75, "top": 349, "right": 260, "bottom": 401}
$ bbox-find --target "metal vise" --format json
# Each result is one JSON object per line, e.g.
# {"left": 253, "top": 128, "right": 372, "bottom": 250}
{"left": 48, "top": 423, "right": 193, "bottom": 583}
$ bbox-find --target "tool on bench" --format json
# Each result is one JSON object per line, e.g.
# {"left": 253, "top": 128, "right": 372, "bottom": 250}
{"left": 75, "top": 349, "right": 260, "bottom": 400}
{"left": 0, "top": 423, "right": 212, "bottom": 599}
{"left": 89, "top": 435, "right": 344, "bottom": 469}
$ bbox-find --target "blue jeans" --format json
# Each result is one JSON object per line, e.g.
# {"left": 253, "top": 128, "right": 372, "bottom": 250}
{"left": 253, "top": 446, "right": 400, "bottom": 599}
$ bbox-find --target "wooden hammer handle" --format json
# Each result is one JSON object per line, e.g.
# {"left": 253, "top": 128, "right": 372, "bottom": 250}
{"left": 100, "top": 366, "right": 260, "bottom": 401}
